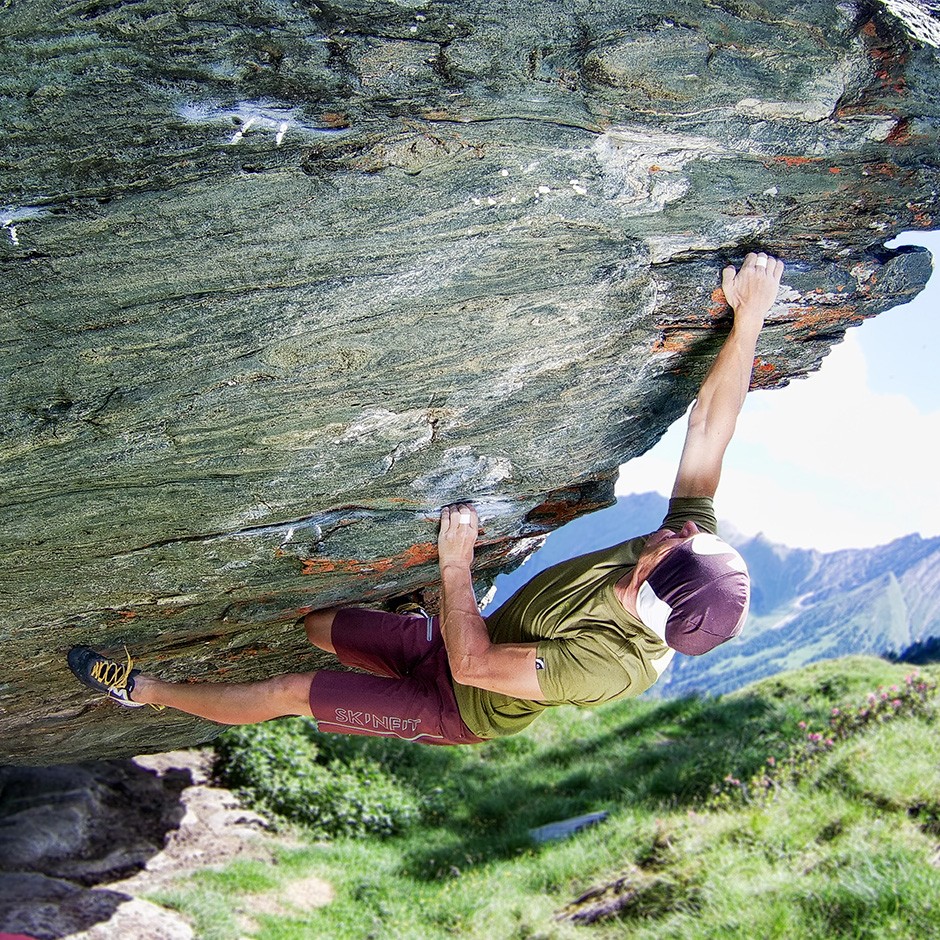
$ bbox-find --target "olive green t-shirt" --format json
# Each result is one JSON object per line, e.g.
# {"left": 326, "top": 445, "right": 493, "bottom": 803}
{"left": 453, "top": 497, "right": 718, "bottom": 739}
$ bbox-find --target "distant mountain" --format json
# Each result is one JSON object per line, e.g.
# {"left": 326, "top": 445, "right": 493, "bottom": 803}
{"left": 486, "top": 492, "right": 940, "bottom": 696}
{"left": 486, "top": 491, "right": 669, "bottom": 603}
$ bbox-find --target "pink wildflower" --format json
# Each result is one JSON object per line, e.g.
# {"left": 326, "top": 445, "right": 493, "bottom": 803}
{"left": 892, "top": 699, "right": 902, "bottom": 708}
{"left": 767, "top": 756, "right": 776, "bottom": 767}
{"left": 831, "top": 708, "right": 840, "bottom": 716}
{"left": 798, "top": 721, "right": 807, "bottom": 730}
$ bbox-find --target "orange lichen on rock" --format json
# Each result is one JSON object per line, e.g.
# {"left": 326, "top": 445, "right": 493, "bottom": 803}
{"left": 300, "top": 558, "right": 339, "bottom": 575}
{"left": 391, "top": 542, "right": 440, "bottom": 571}
{"left": 652, "top": 329, "right": 697, "bottom": 354}
{"left": 886, "top": 119, "right": 912, "bottom": 145}
{"left": 788, "top": 305, "right": 864, "bottom": 335}
{"left": 773, "top": 156, "right": 820, "bottom": 167}
{"left": 300, "top": 542, "right": 438, "bottom": 578}
{"left": 319, "top": 112, "right": 350, "bottom": 128}
{"left": 907, "top": 203, "right": 933, "bottom": 227}
{"left": 749, "top": 358, "right": 780, "bottom": 388}
{"left": 525, "top": 499, "right": 604, "bottom": 529}
{"left": 708, "top": 286, "right": 730, "bottom": 314}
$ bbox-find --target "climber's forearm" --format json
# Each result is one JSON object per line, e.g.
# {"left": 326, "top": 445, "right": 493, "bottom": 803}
{"left": 672, "top": 253, "right": 784, "bottom": 499}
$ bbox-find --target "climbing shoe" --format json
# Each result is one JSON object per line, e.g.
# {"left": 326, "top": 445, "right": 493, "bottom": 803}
{"left": 388, "top": 589, "right": 431, "bottom": 618}
{"left": 67, "top": 645, "right": 145, "bottom": 708}
{"left": 394, "top": 601, "right": 430, "bottom": 618}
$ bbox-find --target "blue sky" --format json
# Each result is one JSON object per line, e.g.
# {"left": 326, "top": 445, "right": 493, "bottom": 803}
{"left": 617, "top": 232, "right": 940, "bottom": 552}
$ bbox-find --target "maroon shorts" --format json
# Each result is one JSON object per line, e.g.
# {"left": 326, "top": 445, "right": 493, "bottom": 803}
{"left": 308, "top": 607, "right": 484, "bottom": 746}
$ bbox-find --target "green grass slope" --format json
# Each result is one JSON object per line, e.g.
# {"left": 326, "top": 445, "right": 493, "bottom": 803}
{"left": 153, "top": 656, "right": 940, "bottom": 940}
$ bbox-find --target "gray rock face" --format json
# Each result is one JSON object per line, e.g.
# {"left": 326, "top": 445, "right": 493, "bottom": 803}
{"left": 0, "top": 751, "right": 270, "bottom": 939}
{"left": 0, "top": 874, "right": 194, "bottom": 940}
{"left": 1, "top": 0, "right": 937, "bottom": 762}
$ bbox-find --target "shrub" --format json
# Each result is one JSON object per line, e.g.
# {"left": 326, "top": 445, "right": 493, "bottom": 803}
{"left": 213, "top": 718, "right": 420, "bottom": 839}
{"left": 709, "top": 671, "right": 937, "bottom": 808}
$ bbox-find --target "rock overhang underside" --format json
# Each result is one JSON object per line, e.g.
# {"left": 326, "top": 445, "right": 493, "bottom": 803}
{"left": 0, "top": 0, "right": 937, "bottom": 762}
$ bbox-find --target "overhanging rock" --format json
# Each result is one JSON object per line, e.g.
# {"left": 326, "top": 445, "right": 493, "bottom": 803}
{"left": 1, "top": 0, "right": 937, "bottom": 762}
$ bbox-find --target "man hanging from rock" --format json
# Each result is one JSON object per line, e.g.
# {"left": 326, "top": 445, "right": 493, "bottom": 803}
{"left": 68, "top": 252, "right": 785, "bottom": 745}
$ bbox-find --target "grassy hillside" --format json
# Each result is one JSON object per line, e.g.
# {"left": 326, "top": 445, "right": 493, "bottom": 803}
{"left": 152, "top": 656, "right": 940, "bottom": 939}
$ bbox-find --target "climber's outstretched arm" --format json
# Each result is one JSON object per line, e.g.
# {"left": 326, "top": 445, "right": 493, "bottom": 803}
{"left": 671, "top": 251, "right": 784, "bottom": 500}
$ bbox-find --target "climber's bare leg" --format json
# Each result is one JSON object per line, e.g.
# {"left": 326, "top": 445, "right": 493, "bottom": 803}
{"left": 131, "top": 672, "right": 315, "bottom": 724}
{"left": 303, "top": 608, "right": 338, "bottom": 654}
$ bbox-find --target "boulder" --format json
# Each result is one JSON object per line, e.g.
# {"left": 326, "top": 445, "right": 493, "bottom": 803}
{"left": 1, "top": 0, "right": 937, "bottom": 761}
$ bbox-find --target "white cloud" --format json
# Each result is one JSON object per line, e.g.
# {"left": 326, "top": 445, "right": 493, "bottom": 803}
{"left": 618, "top": 330, "right": 940, "bottom": 551}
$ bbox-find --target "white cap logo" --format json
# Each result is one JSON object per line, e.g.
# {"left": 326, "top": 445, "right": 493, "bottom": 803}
{"left": 689, "top": 533, "right": 748, "bottom": 571}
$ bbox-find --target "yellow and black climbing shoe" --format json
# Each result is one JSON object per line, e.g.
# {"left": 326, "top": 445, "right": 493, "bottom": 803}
{"left": 67, "top": 645, "right": 144, "bottom": 708}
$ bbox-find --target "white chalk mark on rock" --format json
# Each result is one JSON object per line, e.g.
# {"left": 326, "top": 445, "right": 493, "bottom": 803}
{"left": 410, "top": 447, "right": 513, "bottom": 500}
{"left": 594, "top": 125, "right": 726, "bottom": 216}
{"left": 229, "top": 116, "right": 256, "bottom": 144}
{"left": 180, "top": 101, "right": 327, "bottom": 149}
{"left": 2, "top": 205, "right": 50, "bottom": 246}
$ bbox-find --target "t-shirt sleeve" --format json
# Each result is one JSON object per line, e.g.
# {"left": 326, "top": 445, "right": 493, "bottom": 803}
{"left": 534, "top": 633, "right": 648, "bottom": 706}
{"left": 660, "top": 496, "right": 718, "bottom": 535}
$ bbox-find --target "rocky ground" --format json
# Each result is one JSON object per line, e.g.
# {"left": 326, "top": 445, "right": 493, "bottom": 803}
{"left": 0, "top": 750, "right": 332, "bottom": 939}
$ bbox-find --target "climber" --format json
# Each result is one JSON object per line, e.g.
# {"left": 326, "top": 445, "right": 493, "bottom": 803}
{"left": 68, "top": 252, "right": 785, "bottom": 745}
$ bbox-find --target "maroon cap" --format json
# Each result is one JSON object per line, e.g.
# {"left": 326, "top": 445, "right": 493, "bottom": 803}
{"left": 636, "top": 533, "right": 750, "bottom": 655}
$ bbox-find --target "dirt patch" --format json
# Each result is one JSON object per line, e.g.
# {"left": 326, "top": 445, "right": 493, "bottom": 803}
{"left": 235, "top": 873, "right": 335, "bottom": 933}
